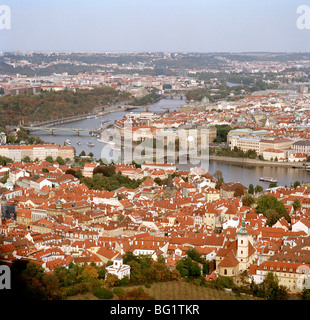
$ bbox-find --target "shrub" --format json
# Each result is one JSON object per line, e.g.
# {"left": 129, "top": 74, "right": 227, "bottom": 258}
{"left": 93, "top": 286, "right": 114, "bottom": 300}
{"left": 66, "top": 285, "right": 78, "bottom": 296}
{"left": 75, "top": 282, "right": 90, "bottom": 294}
{"left": 113, "top": 287, "right": 126, "bottom": 298}
{"left": 212, "top": 276, "right": 234, "bottom": 290}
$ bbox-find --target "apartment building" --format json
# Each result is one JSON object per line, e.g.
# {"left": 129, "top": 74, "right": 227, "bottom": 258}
{"left": 0, "top": 144, "right": 75, "bottom": 162}
{"left": 230, "top": 136, "right": 261, "bottom": 154}
{"left": 230, "top": 136, "right": 293, "bottom": 155}
{"left": 292, "top": 140, "right": 310, "bottom": 154}
{"left": 260, "top": 138, "right": 293, "bottom": 154}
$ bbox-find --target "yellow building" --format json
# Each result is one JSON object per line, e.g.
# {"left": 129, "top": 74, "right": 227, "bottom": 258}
{"left": 253, "top": 261, "right": 310, "bottom": 293}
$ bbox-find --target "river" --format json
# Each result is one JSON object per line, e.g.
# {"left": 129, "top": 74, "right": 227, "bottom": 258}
{"left": 30, "top": 98, "right": 310, "bottom": 188}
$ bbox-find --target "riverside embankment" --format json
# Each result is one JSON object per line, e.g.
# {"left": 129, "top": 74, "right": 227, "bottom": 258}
{"left": 209, "top": 155, "right": 310, "bottom": 168}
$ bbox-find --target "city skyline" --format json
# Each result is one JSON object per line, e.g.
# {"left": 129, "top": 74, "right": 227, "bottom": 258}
{"left": 0, "top": 0, "right": 310, "bottom": 53}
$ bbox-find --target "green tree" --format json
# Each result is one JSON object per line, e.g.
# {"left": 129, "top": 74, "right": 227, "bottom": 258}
{"left": 256, "top": 195, "right": 290, "bottom": 225}
{"left": 0, "top": 171, "right": 9, "bottom": 184}
{"left": 256, "top": 272, "right": 288, "bottom": 300}
{"left": 45, "top": 156, "right": 54, "bottom": 163}
{"left": 176, "top": 257, "right": 201, "bottom": 278}
{"left": 154, "top": 177, "right": 162, "bottom": 185}
{"left": 292, "top": 198, "right": 301, "bottom": 211}
{"left": 105, "top": 273, "right": 120, "bottom": 288}
{"left": 81, "top": 264, "right": 99, "bottom": 282}
{"left": 65, "top": 168, "right": 78, "bottom": 178}
{"left": 242, "top": 193, "right": 255, "bottom": 207}
{"left": 56, "top": 156, "right": 65, "bottom": 165}
{"left": 23, "top": 262, "right": 45, "bottom": 281}
{"left": 254, "top": 185, "right": 263, "bottom": 194}
{"left": 212, "top": 276, "right": 234, "bottom": 290}
{"left": 186, "top": 248, "right": 203, "bottom": 263}
{"left": 93, "top": 286, "right": 114, "bottom": 299}
{"left": 7, "top": 134, "right": 16, "bottom": 144}
{"left": 248, "top": 184, "right": 254, "bottom": 194}
{"left": 264, "top": 209, "right": 280, "bottom": 226}
{"left": 214, "top": 124, "right": 232, "bottom": 143}
{"left": 301, "top": 289, "right": 310, "bottom": 300}
{"left": 269, "top": 181, "right": 277, "bottom": 188}
{"left": 0, "top": 156, "right": 12, "bottom": 166}
{"left": 123, "top": 252, "right": 138, "bottom": 264}
{"left": 93, "top": 165, "right": 116, "bottom": 177}
{"left": 22, "top": 156, "right": 31, "bottom": 163}
{"left": 41, "top": 273, "right": 60, "bottom": 299}
{"left": 293, "top": 180, "right": 301, "bottom": 189}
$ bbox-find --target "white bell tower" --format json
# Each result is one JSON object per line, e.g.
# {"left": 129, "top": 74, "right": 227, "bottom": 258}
{"left": 237, "top": 216, "right": 249, "bottom": 271}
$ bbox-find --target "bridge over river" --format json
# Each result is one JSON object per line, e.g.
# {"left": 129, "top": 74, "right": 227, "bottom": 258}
{"left": 22, "top": 126, "right": 101, "bottom": 136}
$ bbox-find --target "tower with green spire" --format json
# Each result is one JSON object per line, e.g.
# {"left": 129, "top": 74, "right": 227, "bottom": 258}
{"left": 237, "top": 216, "right": 249, "bottom": 271}
{"left": 237, "top": 216, "right": 248, "bottom": 236}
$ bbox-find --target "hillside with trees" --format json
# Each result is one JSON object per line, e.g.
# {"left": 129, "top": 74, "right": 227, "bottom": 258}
{"left": 0, "top": 86, "right": 132, "bottom": 127}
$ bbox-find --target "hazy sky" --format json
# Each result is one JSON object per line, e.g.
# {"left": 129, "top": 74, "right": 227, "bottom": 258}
{"left": 0, "top": 0, "right": 309, "bottom": 52}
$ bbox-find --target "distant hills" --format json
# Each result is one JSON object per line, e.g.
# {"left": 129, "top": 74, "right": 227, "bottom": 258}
{"left": 1, "top": 52, "right": 310, "bottom": 77}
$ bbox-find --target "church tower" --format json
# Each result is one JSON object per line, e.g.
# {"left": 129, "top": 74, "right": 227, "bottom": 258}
{"left": 237, "top": 216, "right": 249, "bottom": 271}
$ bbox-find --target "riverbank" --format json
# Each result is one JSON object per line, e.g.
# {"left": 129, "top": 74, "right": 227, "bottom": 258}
{"left": 29, "top": 97, "right": 310, "bottom": 187}
{"left": 30, "top": 101, "right": 134, "bottom": 127}
{"left": 209, "top": 155, "right": 310, "bottom": 168}
{"left": 29, "top": 95, "right": 165, "bottom": 128}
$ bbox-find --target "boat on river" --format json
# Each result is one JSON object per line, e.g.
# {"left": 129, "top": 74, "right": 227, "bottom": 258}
{"left": 259, "top": 177, "right": 277, "bottom": 183}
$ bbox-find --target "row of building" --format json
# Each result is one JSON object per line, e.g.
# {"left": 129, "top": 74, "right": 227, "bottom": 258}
{"left": 0, "top": 144, "right": 75, "bottom": 162}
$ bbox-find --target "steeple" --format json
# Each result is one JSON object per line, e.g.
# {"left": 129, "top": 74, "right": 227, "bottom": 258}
{"left": 237, "top": 216, "right": 247, "bottom": 236}
{"left": 237, "top": 215, "right": 250, "bottom": 271}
